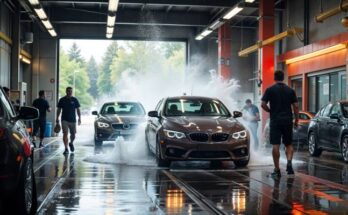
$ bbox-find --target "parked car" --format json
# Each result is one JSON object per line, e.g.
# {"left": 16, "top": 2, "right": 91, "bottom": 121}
{"left": 0, "top": 87, "right": 39, "bottom": 215}
{"left": 263, "top": 111, "right": 314, "bottom": 147}
{"left": 92, "top": 101, "right": 146, "bottom": 145}
{"left": 308, "top": 101, "right": 348, "bottom": 162}
{"left": 145, "top": 96, "right": 250, "bottom": 167}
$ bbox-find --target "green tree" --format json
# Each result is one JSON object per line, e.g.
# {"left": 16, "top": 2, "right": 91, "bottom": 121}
{"left": 68, "top": 42, "right": 85, "bottom": 65}
{"left": 86, "top": 56, "right": 99, "bottom": 99}
{"left": 97, "top": 41, "right": 118, "bottom": 96}
{"left": 59, "top": 49, "right": 93, "bottom": 108}
{"left": 162, "top": 42, "right": 184, "bottom": 59}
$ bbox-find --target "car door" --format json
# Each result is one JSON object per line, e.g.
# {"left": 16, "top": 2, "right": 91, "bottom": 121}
{"left": 318, "top": 104, "right": 333, "bottom": 147}
{"left": 328, "top": 103, "right": 343, "bottom": 150}
{"left": 148, "top": 99, "right": 163, "bottom": 150}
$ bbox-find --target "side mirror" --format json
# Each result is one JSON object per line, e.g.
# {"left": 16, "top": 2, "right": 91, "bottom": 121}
{"left": 330, "top": 113, "right": 339, "bottom": 120}
{"left": 18, "top": 106, "right": 39, "bottom": 120}
{"left": 233, "top": 111, "right": 242, "bottom": 118}
{"left": 148, "top": 111, "right": 159, "bottom": 118}
{"left": 92, "top": 111, "right": 98, "bottom": 115}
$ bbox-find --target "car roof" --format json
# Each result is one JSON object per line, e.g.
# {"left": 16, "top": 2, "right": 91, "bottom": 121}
{"left": 165, "top": 96, "right": 219, "bottom": 101}
{"left": 102, "top": 101, "right": 141, "bottom": 105}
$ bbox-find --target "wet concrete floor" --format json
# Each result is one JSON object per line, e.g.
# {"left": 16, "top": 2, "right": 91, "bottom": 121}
{"left": 33, "top": 121, "right": 348, "bottom": 215}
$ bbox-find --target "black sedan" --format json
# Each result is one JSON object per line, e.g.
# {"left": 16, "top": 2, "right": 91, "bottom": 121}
{"left": 92, "top": 102, "right": 146, "bottom": 145}
{"left": 308, "top": 101, "right": 348, "bottom": 162}
{"left": 0, "top": 87, "right": 39, "bottom": 214}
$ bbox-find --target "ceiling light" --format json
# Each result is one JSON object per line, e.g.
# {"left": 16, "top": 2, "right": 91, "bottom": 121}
{"left": 106, "top": 33, "right": 113, "bottom": 39}
{"left": 201, "top": 29, "right": 213, "bottom": 37}
{"left": 108, "top": 0, "right": 119, "bottom": 12}
{"left": 28, "top": 0, "right": 40, "bottom": 6}
{"left": 107, "top": 15, "right": 116, "bottom": 27}
{"left": 106, "top": 27, "right": 114, "bottom": 34}
{"left": 245, "top": 0, "right": 255, "bottom": 2}
{"left": 34, "top": 8, "right": 47, "bottom": 19}
{"left": 42, "top": 19, "right": 53, "bottom": 29}
{"left": 209, "top": 19, "right": 224, "bottom": 30}
{"left": 195, "top": 35, "right": 204, "bottom": 40}
{"left": 48, "top": 29, "right": 57, "bottom": 37}
{"left": 223, "top": 6, "right": 243, "bottom": 20}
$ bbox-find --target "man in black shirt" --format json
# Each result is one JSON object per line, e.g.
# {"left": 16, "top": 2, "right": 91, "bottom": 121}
{"left": 32, "top": 90, "right": 51, "bottom": 147}
{"left": 56, "top": 87, "right": 81, "bottom": 155}
{"left": 261, "top": 70, "right": 299, "bottom": 179}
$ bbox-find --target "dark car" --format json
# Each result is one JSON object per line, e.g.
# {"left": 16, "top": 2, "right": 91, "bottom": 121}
{"left": 0, "top": 87, "right": 39, "bottom": 214}
{"left": 92, "top": 101, "right": 146, "bottom": 145}
{"left": 145, "top": 96, "right": 250, "bottom": 167}
{"left": 307, "top": 101, "right": 348, "bottom": 162}
{"left": 263, "top": 111, "right": 314, "bottom": 147}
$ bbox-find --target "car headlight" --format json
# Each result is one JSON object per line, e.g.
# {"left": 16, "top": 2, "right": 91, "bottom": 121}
{"left": 163, "top": 129, "right": 186, "bottom": 139}
{"left": 97, "top": 121, "right": 110, "bottom": 128}
{"left": 232, "top": 130, "right": 247, "bottom": 139}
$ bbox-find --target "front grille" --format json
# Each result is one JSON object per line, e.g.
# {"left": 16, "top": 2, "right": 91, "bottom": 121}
{"left": 189, "top": 151, "right": 230, "bottom": 159}
{"left": 212, "top": 133, "right": 229, "bottom": 142}
{"left": 112, "top": 123, "right": 137, "bottom": 130}
{"left": 189, "top": 133, "right": 209, "bottom": 142}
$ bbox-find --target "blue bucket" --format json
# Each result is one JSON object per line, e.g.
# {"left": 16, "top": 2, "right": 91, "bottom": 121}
{"left": 44, "top": 122, "right": 52, "bottom": 137}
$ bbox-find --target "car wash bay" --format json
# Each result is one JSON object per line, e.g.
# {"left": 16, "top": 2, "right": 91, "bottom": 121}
{"left": 2, "top": 0, "right": 348, "bottom": 214}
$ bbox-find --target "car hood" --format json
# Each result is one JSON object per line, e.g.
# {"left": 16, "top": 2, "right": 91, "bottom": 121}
{"left": 99, "top": 115, "right": 146, "bottom": 124}
{"left": 163, "top": 116, "right": 245, "bottom": 133}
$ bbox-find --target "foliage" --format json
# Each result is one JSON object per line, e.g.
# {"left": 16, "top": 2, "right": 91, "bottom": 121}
{"left": 86, "top": 56, "right": 99, "bottom": 99}
{"left": 68, "top": 42, "right": 85, "bottom": 65}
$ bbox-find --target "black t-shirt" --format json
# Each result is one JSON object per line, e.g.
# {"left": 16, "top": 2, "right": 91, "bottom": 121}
{"left": 261, "top": 82, "right": 298, "bottom": 124}
{"left": 57, "top": 96, "right": 80, "bottom": 123}
{"left": 32, "top": 98, "right": 50, "bottom": 120}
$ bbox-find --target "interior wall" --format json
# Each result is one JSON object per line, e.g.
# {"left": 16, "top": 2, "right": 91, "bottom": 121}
{"left": 0, "top": 3, "right": 12, "bottom": 87}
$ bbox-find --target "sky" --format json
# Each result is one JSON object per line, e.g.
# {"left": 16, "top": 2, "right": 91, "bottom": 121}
{"left": 60, "top": 39, "right": 112, "bottom": 63}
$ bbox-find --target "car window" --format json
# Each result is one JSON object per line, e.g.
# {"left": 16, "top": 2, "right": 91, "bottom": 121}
{"left": 342, "top": 103, "right": 348, "bottom": 118}
{"left": 299, "top": 113, "right": 310, "bottom": 120}
{"left": 101, "top": 102, "right": 145, "bottom": 115}
{"left": 0, "top": 89, "right": 15, "bottom": 118}
{"left": 322, "top": 104, "right": 333, "bottom": 117}
{"left": 164, "top": 98, "right": 230, "bottom": 117}
{"left": 330, "top": 104, "right": 342, "bottom": 116}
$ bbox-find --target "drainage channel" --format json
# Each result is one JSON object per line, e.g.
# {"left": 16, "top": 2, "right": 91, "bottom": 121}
{"left": 163, "top": 170, "right": 228, "bottom": 215}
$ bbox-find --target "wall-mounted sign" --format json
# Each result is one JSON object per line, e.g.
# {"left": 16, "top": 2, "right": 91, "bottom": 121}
{"left": 226, "top": 58, "right": 230, "bottom": 66}
{"left": 220, "top": 58, "right": 225, "bottom": 65}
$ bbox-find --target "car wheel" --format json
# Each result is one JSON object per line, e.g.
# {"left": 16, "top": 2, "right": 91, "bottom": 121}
{"left": 156, "top": 136, "right": 170, "bottom": 168}
{"left": 234, "top": 159, "right": 249, "bottom": 168}
{"left": 16, "top": 157, "right": 37, "bottom": 215}
{"left": 308, "top": 132, "right": 322, "bottom": 157}
{"left": 341, "top": 135, "right": 348, "bottom": 162}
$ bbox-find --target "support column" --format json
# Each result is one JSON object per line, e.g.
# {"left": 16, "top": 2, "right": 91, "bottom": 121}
{"left": 302, "top": 73, "right": 308, "bottom": 110}
{"left": 259, "top": 0, "right": 275, "bottom": 127}
{"left": 218, "top": 23, "right": 231, "bottom": 79}
{"left": 11, "top": 7, "right": 20, "bottom": 90}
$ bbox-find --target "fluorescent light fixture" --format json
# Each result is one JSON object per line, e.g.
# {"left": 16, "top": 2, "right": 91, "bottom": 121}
{"left": 42, "top": 19, "right": 53, "bottom": 29}
{"left": 106, "top": 27, "right": 114, "bottom": 34}
{"left": 201, "top": 29, "right": 213, "bottom": 37}
{"left": 108, "top": 0, "right": 119, "bottom": 12}
{"left": 209, "top": 19, "right": 224, "bottom": 30}
{"left": 48, "top": 29, "right": 57, "bottom": 37}
{"left": 106, "top": 33, "right": 113, "bottom": 39}
{"left": 107, "top": 15, "right": 116, "bottom": 27}
{"left": 28, "top": 0, "right": 40, "bottom": 6}
{"left": 245, "top": 0, "right": 255, "bottom": 2}
{"left": 34, "top": 8, "right": 47, "bottom": 19}
{"left": 21, "top": 56, "right": 31, "bottom": 64}
{"left": 195, "top": 35, "right": 204, "bottom": 40}
{"left": 285, "top": 44, "right": 347, "bottom": 64}
{"left": 223, "top": 6, "right": 243, "bottom": 20}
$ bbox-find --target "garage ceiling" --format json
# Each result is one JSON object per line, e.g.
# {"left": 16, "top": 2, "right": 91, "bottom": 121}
{"left": 19, "top": 0, "right": 285, "bottom": 39}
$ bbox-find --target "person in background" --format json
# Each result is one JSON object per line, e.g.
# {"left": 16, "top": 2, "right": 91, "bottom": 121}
{"left": 261, "top": 70, "right": 299, "bottom": 179}
{"left": 56, "top": 87, "right": 81, "bottom": 155}
{"left": 242, "top": 99, "right": 260, "bottom": 150}
{"left": 32, "top": 90, "right": 51, "bottom": 148}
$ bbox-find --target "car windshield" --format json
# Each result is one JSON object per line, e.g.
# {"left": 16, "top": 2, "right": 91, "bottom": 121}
{"left": 342, "top": 103, "right": 348, "bottom": 118}
{"left": 101, "top": 102, "right": 145, "bottom": 115}
{"left": 164, "top": 98, "right": 230, "bottom": 117}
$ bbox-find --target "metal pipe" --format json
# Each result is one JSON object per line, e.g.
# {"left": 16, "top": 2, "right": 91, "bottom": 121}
{"left": 315, "top": 1, "right": 348, "bottom": 22}
{"left": 304, "top": 0, "right": 309, "bottom": 45}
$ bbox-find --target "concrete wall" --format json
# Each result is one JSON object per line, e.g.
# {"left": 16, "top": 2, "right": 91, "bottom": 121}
{"left": 0, "top": 3, "right": 12, "bottom": 87}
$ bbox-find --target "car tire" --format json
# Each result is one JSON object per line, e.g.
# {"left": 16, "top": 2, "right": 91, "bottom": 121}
{"left": 234, "top": 159, "right": 249, "bottom": 168}
{"left": 341, "top": 135, "right": 348, "bottom": 163}
{"left": 308, "top": 132, "right": 322, "bottom": 157}
{"left": 16, "top": 157, "right": 37, "bottom": 215}
{"left": 156, "top": 136, "right": 170, "bottom": 168}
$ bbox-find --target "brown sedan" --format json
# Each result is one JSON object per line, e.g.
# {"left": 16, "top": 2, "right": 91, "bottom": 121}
{"left": 145, "top": 96, "right": 250, "bottom": 167}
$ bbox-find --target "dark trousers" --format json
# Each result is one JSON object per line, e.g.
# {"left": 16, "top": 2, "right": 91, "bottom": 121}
{"left": 33, "top": 119, "right": 46, "bottom": 140}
